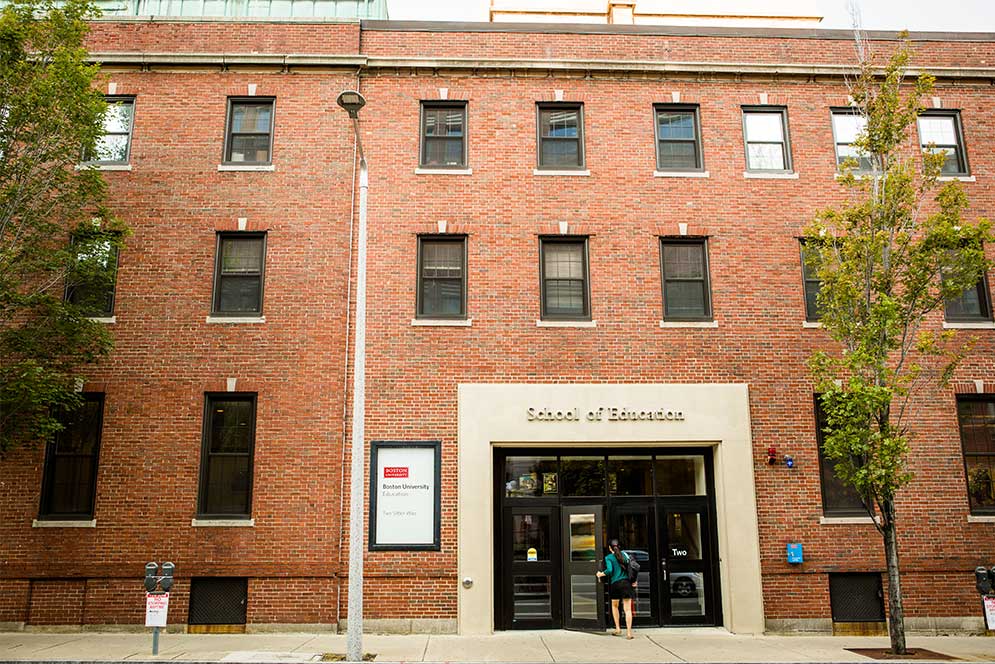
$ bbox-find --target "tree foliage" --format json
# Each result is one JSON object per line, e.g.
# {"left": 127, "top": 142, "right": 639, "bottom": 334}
{"left": 804, "top": 37, "right": 992, "bottom": 653}
{"left": 0, "top": 0, "right": 127, "bottom": 454}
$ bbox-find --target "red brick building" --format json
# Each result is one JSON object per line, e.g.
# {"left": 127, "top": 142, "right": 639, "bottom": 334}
{"left": 1, "top": 6, "right": 994, "bottom": 635}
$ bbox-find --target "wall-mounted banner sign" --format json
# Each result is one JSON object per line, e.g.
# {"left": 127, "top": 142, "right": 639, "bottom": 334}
{"left": 527, "top": 406, "right": 686, "bottom": 423}
{"left": 369, "top": 441, "right": 441, "bottom": 551}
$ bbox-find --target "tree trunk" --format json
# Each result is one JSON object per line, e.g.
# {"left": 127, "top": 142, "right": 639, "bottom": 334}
{"left": 882, "top": 499, "right": 907, "bottom": 655}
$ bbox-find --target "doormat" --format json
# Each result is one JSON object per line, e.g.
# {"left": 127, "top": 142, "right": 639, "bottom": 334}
{"left": 845, "top": 648, "right": 960, "bottom": 661}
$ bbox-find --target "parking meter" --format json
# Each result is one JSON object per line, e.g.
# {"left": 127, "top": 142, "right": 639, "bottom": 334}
{"left": 144, "top": 562, "right": 159, "bottom": 592}
{"left": 160, "top": 562, "right": 175, "bottom": 591}
{"left": 976, "top": 567, "right": 993, "bottom": 596}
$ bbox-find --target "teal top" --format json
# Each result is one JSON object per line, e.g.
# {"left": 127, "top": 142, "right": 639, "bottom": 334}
{"left": 603, "top": 552, "right": 630, "bottom": 585}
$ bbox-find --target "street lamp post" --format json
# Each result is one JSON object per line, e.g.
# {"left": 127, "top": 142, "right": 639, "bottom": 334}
{"left": 337, "top": 89, "right": 368, "bottom": 663}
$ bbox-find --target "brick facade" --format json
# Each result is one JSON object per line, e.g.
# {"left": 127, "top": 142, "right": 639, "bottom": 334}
{"left": 0, "top": 18, "right": 993, "bottom": 632}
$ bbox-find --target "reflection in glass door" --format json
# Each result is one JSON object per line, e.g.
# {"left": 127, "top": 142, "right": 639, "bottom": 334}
{"left": 658, "top": 497, "right": 715, "bottom": 625}
{"left": 561, "top": 505, "right": 605, "bottom": 631}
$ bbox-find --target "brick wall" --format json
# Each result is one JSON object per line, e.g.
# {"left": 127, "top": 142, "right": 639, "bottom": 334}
{"left": 27, "top": 580, "right": 86, "bottom": 626}
{"left": 0, "top": 19, "right": 992, "bottom": 630}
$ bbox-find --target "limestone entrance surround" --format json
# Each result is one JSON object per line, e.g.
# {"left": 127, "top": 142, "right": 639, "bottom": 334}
{"left": 457, "top": 383, "right": 764, "bottom": 635}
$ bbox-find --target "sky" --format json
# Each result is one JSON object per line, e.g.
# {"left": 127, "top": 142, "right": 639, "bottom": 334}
{"left": 385, "top": 0, "right": 995, "bottom": 32}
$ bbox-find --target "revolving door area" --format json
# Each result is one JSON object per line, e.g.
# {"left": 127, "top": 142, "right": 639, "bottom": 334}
{"left": 494, "top": 449, "right": 722, "bottom": 631}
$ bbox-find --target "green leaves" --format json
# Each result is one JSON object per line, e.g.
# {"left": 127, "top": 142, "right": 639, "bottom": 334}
{"left": 0, "top": 0, "right": 127, "bottom": 454}
{"left": 805, "top": 38, "right": 993, "bottom": 512}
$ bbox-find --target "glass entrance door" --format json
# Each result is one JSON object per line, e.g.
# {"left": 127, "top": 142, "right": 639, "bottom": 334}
{"left": 500, "top": 505, "right": 560, "bottom": 629}
{"left": 609, "top": 501, "right": 658, "bottom": 625}
{"left": 561, "top": 504, "right": 606, "bottom": 631}
{"left": 657, "top": 497, "right": 715, "bottom": 625}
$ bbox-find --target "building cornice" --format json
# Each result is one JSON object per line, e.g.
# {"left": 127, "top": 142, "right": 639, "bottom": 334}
{"left": 87, "top": 52, "right": 995, "bottom": 82}
{"left": 361, "top": 19, "right": 995, "bottom": 43}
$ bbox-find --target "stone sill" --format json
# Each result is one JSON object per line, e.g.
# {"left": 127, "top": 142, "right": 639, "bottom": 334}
{"left": 802, "top": 320, "right": 823, "bottom": 328}
{"left": 411, "top": 318, "right": 472, "bottom": 326}
{"left": 414, "top": 167, "right": 472, "bottom": 175}
{"left": 659, "top": 320, "right": 718, "bottom": 328}
{"left": 537, "top": 319, "right": 597, "bottom": 328}
{"left": 533, "top": 169, "right": 590, "bottom": 176}
{"left": 654, "top": 170, "right": 710, "bottom": 178}
{"left": 938, "top": 175, "right": 976, "bottom": 182}
{"left": 76, "top": 163, "right": 132, "bottom": 171}
{"left": 191, "top": 518, "right": 255, "bottom": 527}
{"left": 967, "top": 514, "right": 995, "bottom": 523}
{"left": 744, "top": 171, "right": 799, "bottom": 179}
{"left": 33, "top": 519, "right": 96, "bottom": 528}
{"left": 943, "top": 320, "right": 995, "bottom": 329}
{"left": 218, "top": 164, "right": 275, "bottom": 172}
{"left": 206, "top": 316, "right": 266, "bottom": 324}
{"left": 87, "top": 316, "right": 116, "bottom": 324}
{"left": 819, "top": 516, "right": 879, "bottom": 525}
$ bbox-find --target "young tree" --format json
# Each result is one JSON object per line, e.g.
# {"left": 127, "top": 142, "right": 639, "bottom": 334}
{"left": 0, "top": 0, "right": 127, "bottom": 454}
{"left": 804, "top": 39, "right": 992, "bottom": 653}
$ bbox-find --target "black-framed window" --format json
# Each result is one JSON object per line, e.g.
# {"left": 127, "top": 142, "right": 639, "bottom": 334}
{"left": 917, "top": 111, "right": 969, "bottom": 176}
{"left": 742, "top": 106, "right": 792, "bottom": 172}
{"left": 212, "top": 233, "right": 266, "bottom": 315}
{"left": 65, "top": 238, "right": 120, "bottom": 318}
{"left": 536, "top": 103, "right": 584, "bottom": 169}
{"left": 39, "top": 393, "right": 104, "bottom": 520}
{"left": 814, "top": 396, "right": 867, "bottom": 517}
{"left": 830, "top": 108, "right": 872, "bottom": 172}
{"left": 540, "top": 238, "right": 589, "bottom": 320}
{"left": 420, "top": 102, "right": 467, "bottom": 168}
{"left": 956, "top": 396, "right": 995, "bottom": 515}
{"left": 944, "top": 271, "right": 992, "bottom": 322}
{"left": 800, "top": 240, "right": 822, "bottom": 322}
{"left": 655, "top": 105, "right": 703, "bottom": 172}
{"left": 660, "top": 238, "right": 711, "bottom": 321}
{"left": 224, "top": 98, "right": 274, "bottom": 165}
{"left": 417, "top": 236, "right": 466, "bottom": 319}
{"left": 198, "top": 394, "right": 256, "bottom": 518}
{"left": 84, "top": 96, "right": 135, "bottom": 164}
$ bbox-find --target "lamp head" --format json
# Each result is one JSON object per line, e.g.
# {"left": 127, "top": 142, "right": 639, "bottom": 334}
{"left": 336, "top": 90, "right": 366, "bottom": 118}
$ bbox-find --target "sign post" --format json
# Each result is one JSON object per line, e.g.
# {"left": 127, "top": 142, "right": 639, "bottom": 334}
{"left": 144, "top": 562, "right": 175, "bottom": 655}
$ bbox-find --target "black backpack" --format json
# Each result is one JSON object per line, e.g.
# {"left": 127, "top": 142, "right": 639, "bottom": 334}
{"left": 623, "top": 553, "right": 641, "bottom": 583}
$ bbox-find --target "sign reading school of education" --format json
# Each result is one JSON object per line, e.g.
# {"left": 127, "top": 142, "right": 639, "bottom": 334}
{"left": 527, "top": 406, "right": 686, "bottom": 422}
{"left": 369, "top": 441, "right": 441, "bottom": 551}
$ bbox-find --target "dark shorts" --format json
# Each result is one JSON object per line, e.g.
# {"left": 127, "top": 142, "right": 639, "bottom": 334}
{"left": 609, "top": 579, "right": 634, "bottom": 600}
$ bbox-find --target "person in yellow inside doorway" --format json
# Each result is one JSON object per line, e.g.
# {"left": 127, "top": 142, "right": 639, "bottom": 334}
{"left": 595, "top": 539, "right": 636, "bottom": 639}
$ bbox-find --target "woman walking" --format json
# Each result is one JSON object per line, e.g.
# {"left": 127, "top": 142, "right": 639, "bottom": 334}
{"left": 595, "top": 539, "right": 636, "bottom": 639}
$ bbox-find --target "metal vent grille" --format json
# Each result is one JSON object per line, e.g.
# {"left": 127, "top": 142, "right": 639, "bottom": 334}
{"left": 188, "top": 578, "right": 248, "bottom": 625}
{"left": 829, "top": 573, "right": 885, "bottom": 622}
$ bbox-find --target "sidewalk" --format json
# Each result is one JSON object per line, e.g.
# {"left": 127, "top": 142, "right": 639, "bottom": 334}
{"left": 0, "top": 628, "right": 993, "bottom": 663}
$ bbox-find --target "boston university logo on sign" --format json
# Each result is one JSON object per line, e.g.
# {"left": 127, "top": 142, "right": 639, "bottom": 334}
{"left": 383, "top": 466, "right": 409, "bottom": 478}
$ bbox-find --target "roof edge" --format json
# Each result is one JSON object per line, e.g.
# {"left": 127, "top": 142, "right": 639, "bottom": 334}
{"left": 359, "top": 19, "right": 995, "bottom": 42}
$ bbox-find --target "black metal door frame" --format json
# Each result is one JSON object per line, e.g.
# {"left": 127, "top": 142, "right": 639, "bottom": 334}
{"left": 657, "top": 496, "right": 717, "bottom": 626}
{"left": 607, "top": 498, "right": 659, "bottom": 626}
{"left": 560, "top": 503, "right": 606, "bottom": 631}
{"left": 494, "top": 447, "right": 722, "bottom": 631}
{"left": 499, "top": 504, "right": 562, "bottom": 629}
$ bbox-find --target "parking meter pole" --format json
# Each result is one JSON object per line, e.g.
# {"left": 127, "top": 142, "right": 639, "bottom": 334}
{"left": 152, "top": 626, "right": 159, "bottom": 655}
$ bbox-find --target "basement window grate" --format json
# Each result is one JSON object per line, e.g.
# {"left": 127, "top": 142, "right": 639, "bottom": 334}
{"left": 829, "top": 573, "right": 885, "bottom": 622}
{"left": 188, "top": 577, "right": 248, "bottom": 625}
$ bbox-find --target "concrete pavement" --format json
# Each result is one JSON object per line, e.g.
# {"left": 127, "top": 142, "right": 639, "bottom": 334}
{"left": 0, "top": 628, "right": 992, "bottom": 663}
